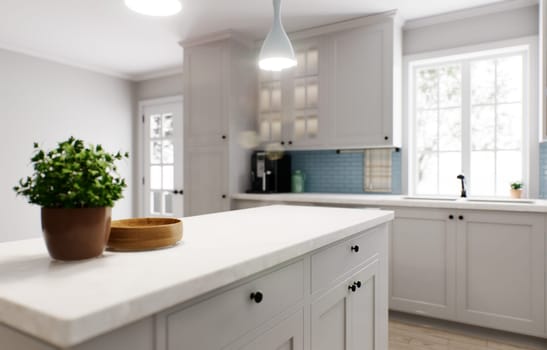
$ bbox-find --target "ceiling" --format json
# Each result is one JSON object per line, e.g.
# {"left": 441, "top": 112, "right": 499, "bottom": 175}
{"left": 0, "top": 0, "right": 521, "bottom": 80}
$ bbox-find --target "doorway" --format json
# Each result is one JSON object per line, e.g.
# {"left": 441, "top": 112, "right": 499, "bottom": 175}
{"left": 138, "top": 96, "right": 183, "bottom": 218}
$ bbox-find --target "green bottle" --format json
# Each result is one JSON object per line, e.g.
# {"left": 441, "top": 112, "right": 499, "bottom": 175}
{"left": 291, "top": 170, "right": 305, "bottom": 193}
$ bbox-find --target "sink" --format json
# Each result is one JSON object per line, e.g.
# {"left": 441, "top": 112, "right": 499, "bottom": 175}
{"left": 403, "top": 196, "right": 458, "bottom": 201}
{"left": 465, "top": 198, "right": 535, "bottom": 204}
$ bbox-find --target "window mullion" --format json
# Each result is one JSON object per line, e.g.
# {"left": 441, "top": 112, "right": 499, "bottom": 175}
{"left": 461, "top": 61, "right": 472, "bottom": 194}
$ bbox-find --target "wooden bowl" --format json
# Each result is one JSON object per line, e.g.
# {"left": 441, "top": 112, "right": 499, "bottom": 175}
{"left": 107, "top": 218, "right": 182, "bottom": 252}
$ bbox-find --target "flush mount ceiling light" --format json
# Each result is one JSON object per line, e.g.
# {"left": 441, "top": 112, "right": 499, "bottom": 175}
{"left": 258, "top": 0, "right": 297, "bottom": 71}
{"left": 125, "top": 0, "right": 182, "bottom": 16}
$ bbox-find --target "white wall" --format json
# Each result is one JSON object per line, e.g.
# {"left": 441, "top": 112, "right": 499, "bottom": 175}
{"left": 136, "top": 74, "right": 183, "bottom": 101}
{"left": 404, "top": 4, "right": 539, "bottom": 55}
{"left": 0, "top": 49, "right": 136, "bottom": 242}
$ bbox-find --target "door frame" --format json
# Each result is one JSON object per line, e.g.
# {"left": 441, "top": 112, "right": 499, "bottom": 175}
{"left": 137, "top": 95, "right": 183, "bottom": 217}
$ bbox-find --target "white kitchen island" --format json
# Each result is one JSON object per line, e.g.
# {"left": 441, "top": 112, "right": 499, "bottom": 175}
{"left": 0, "top": 205, "right": 393, "bottom": 350}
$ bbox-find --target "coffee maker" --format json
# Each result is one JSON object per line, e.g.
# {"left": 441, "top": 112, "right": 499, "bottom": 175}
{"left": 248, "top": 151, "right": 291, "bottom": 193}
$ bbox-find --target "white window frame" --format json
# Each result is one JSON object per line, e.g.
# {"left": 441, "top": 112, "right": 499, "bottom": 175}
{"left": 402, "top": 37, "right": 539, "bottom": 198}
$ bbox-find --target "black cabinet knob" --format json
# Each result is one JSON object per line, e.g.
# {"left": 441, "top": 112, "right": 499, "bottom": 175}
{"left": 348, "top": 284, "right": 357, "bottom": 292}
{"left": 222, "top": 135, "right": 227, "bottom": 140}
{"left": 250, "top": 291, "right": 263, "bottom": 303}
{"left": 222, "top": 194, "right": 227, "bottom": 199}
{"left": 353, "top": 281, "right": 362, "bottom": 289}
{"left": 459, "top": 215, "right": 464, "bottom": 220}
{"left": 350, "top": 245, "right": 360, "bottom": 253}
{"left": 449, "top": 215, "right": 454, "bottom": 220}
{"left": 172, "top": 190, "right": 178, "bottom": 195}
{"left": 384, "top": 136, "right": 389, "bottom": 140}
{"left": 280, "top": 141, "right": 285, "bottom": 145}
{"left": 288, "top": 141, "right": 293, "bottom": 145}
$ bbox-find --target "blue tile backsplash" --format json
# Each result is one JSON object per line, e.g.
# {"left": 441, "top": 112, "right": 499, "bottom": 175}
{"left": 288, "top": 150, "right": 402, "bottom": 194}
{"left": 540, "top": 142, "right": 547, "bottom": 198}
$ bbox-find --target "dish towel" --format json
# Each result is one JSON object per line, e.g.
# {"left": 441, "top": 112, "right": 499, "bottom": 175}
{"left": 364, "top": 149, "right": 392, "bottom": 192}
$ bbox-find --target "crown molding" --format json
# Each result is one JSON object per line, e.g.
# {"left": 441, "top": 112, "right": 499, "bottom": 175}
{"left": 289, "top": 10, "right": 401, "bottom": 41}
{"left": 404, "top": 0, "right": 538, "bottom": 30}
{"left": 132, "top": 66, "right": 183, "bottom": 82}
{"left": 180, "top": 30, "right": 255, "bottom": 48}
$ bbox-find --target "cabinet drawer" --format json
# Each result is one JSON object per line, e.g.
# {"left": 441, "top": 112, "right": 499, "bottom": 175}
{"left": 311, "top": 226, "right": 384, "bottom": 292}
{"left": 165, "top": 260, "right": 304, "bottom": 349}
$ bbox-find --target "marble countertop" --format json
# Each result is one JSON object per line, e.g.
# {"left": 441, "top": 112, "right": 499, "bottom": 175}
{"left": 231, "top": 193, "right": 547, "bottom": 213}
{"left": 0, "top": 205, "right": 393, "bottom": 348}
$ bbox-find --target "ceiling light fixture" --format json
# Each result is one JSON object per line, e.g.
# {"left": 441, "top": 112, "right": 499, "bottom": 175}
{"left": 258, "top": 0, "right": 297, "bottom": 71}
{"left": 125, "top": 0, "right": 182, "bottom": 16}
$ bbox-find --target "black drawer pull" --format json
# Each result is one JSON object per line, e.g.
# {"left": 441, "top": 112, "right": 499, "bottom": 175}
{"left": 459, "top": 215, "right": 464, "bottom": 220}
{"left": 350, "top": 245, "right": 360, "bottom": 253}
{"left": 353, "top": 281, "right": 362, "bottom": 289}
{"left": 250, "top": 291, "right": 263, "bottom": 304}
{"left": 449, "top": 215, "right": 454, "bottom": 220}
{"left": 348, "top": 284, "right": 357, "bottom": 293}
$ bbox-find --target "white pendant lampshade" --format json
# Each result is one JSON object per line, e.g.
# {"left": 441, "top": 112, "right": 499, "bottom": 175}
{"left": 259, "top": 0, "right": 297, "bottom": 71}
{"left": 125, "top": 0, "right": 182, "bottom": 16}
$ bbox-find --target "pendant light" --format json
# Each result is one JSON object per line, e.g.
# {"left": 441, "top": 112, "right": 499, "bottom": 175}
{"left": 258, "top": 0, "right": 297, "bottom": 71}
{"left": 125, "top": 0, "right": 182, "bottom": 16}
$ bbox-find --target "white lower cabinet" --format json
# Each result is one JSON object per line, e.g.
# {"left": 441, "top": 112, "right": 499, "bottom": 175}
{"left": 389, "top": 208, "right": 456, "bottom": 320}
{"left": 389, "top": 207, "right": 546, "bottom": 338}
{"left": 455, "top": 211, "right": 545, "bottom": 336}
{"left": 312, "top": 259, "right": 381, "bottom": 350}
{"left": 236, "top": 311, "right": 304, "bottom": 350}
{"left": 184, "top": 147, "right": 229, "bottom": 216}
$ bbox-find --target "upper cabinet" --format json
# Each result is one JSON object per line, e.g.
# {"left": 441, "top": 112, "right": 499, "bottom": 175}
{"left": 258, "top": 37, "right": 328, "bottom": 148}
{"left": 327, "top": 17, "right": 402, "bottom": 148}
{"left": 256, "top": 11, "right": 402, "bottom": 150}
{"left": 185, "top": 42, "right": 229, "bottom": 147}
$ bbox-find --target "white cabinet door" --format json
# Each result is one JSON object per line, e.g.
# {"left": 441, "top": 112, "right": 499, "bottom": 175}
{"left": 455, "top": 211, "right": 545, "bottom": 336}
{"left": 328, "top": 21, "right": 395, "bottom": 148}
{"left": 283, "top": 38, "right": 328, "bottom": 149}
{"left": 389, "top": 208, "right": 457, "bottom": 320}
{"left": 184, "top": 147, "right": 228, "bottom": 216}
{"left": 237, "top": 311, "right": 304, "bottom": 350}
{"left": 312, "top": 259, "right": 381, "bottom": 350}
{"left": 184, "top": 43, "right": 228, "bottom": 147}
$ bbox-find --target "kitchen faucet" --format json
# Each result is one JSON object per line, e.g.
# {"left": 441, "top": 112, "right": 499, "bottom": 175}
{"left": 457, "top": 174, "right": 467, "bottom": 198}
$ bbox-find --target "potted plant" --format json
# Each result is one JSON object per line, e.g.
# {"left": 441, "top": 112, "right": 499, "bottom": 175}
{"left": 510, "top": 181, "right": 523, "bottom": 199}
{"left": 14, "top": 137, "right": 129, "bottom": 260}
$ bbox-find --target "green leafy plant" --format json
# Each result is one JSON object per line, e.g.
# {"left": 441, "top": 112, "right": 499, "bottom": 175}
{"left": 14, "top": 137, "right": 129, "bottom": 208}
{"left": 510, "top": 181, "right": 523, "bottom": 190}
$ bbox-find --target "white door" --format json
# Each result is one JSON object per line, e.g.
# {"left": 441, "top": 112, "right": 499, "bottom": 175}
{"left": 389, "top": 208, "right": 457, "bottom": 320}
{"left": 455, "top": 211, "right": 545, "bottom": 336}
{"left": 141, "top": 98, "right": 183, "bottom": 218}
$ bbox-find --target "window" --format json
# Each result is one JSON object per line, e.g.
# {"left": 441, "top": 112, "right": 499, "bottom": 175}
{"left": 410, "top": 47, "right": 528, "bottom": 197}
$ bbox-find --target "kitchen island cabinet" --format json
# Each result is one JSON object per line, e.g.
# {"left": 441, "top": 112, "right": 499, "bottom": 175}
{"left": 0, "top": 205, "right": 392, "bottom": 349}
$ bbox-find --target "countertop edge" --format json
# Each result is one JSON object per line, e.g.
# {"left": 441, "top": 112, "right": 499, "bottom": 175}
{"left": 231, "top": 193, "right": 547, "bottom": 213}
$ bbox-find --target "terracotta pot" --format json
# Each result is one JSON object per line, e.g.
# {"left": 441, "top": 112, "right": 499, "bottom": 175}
{"left": 510, "top": 189, "right": 523, "bottom": 199}
{"left": 41, "top": 207, "right": 112, "bottom": 261}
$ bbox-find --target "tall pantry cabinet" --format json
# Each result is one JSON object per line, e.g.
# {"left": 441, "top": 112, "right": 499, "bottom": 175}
{"left": 182, "top": 32, "right": 257, "bottom": 216}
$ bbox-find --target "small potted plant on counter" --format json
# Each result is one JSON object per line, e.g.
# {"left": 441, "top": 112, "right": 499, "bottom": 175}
{"left": 14, "top": 137, "right": 129, "bottom": 261}
{"left": 510, "top": 181, "right": 523, "bottom": 199}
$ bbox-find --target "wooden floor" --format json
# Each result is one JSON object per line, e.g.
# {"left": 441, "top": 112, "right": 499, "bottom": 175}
{"left": 389, "top": 320, "right": 545, "bottom": 350}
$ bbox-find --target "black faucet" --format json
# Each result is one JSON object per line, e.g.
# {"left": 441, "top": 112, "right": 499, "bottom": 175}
{"left": 457, "top": 174, "right": 467, "bottom": 198}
